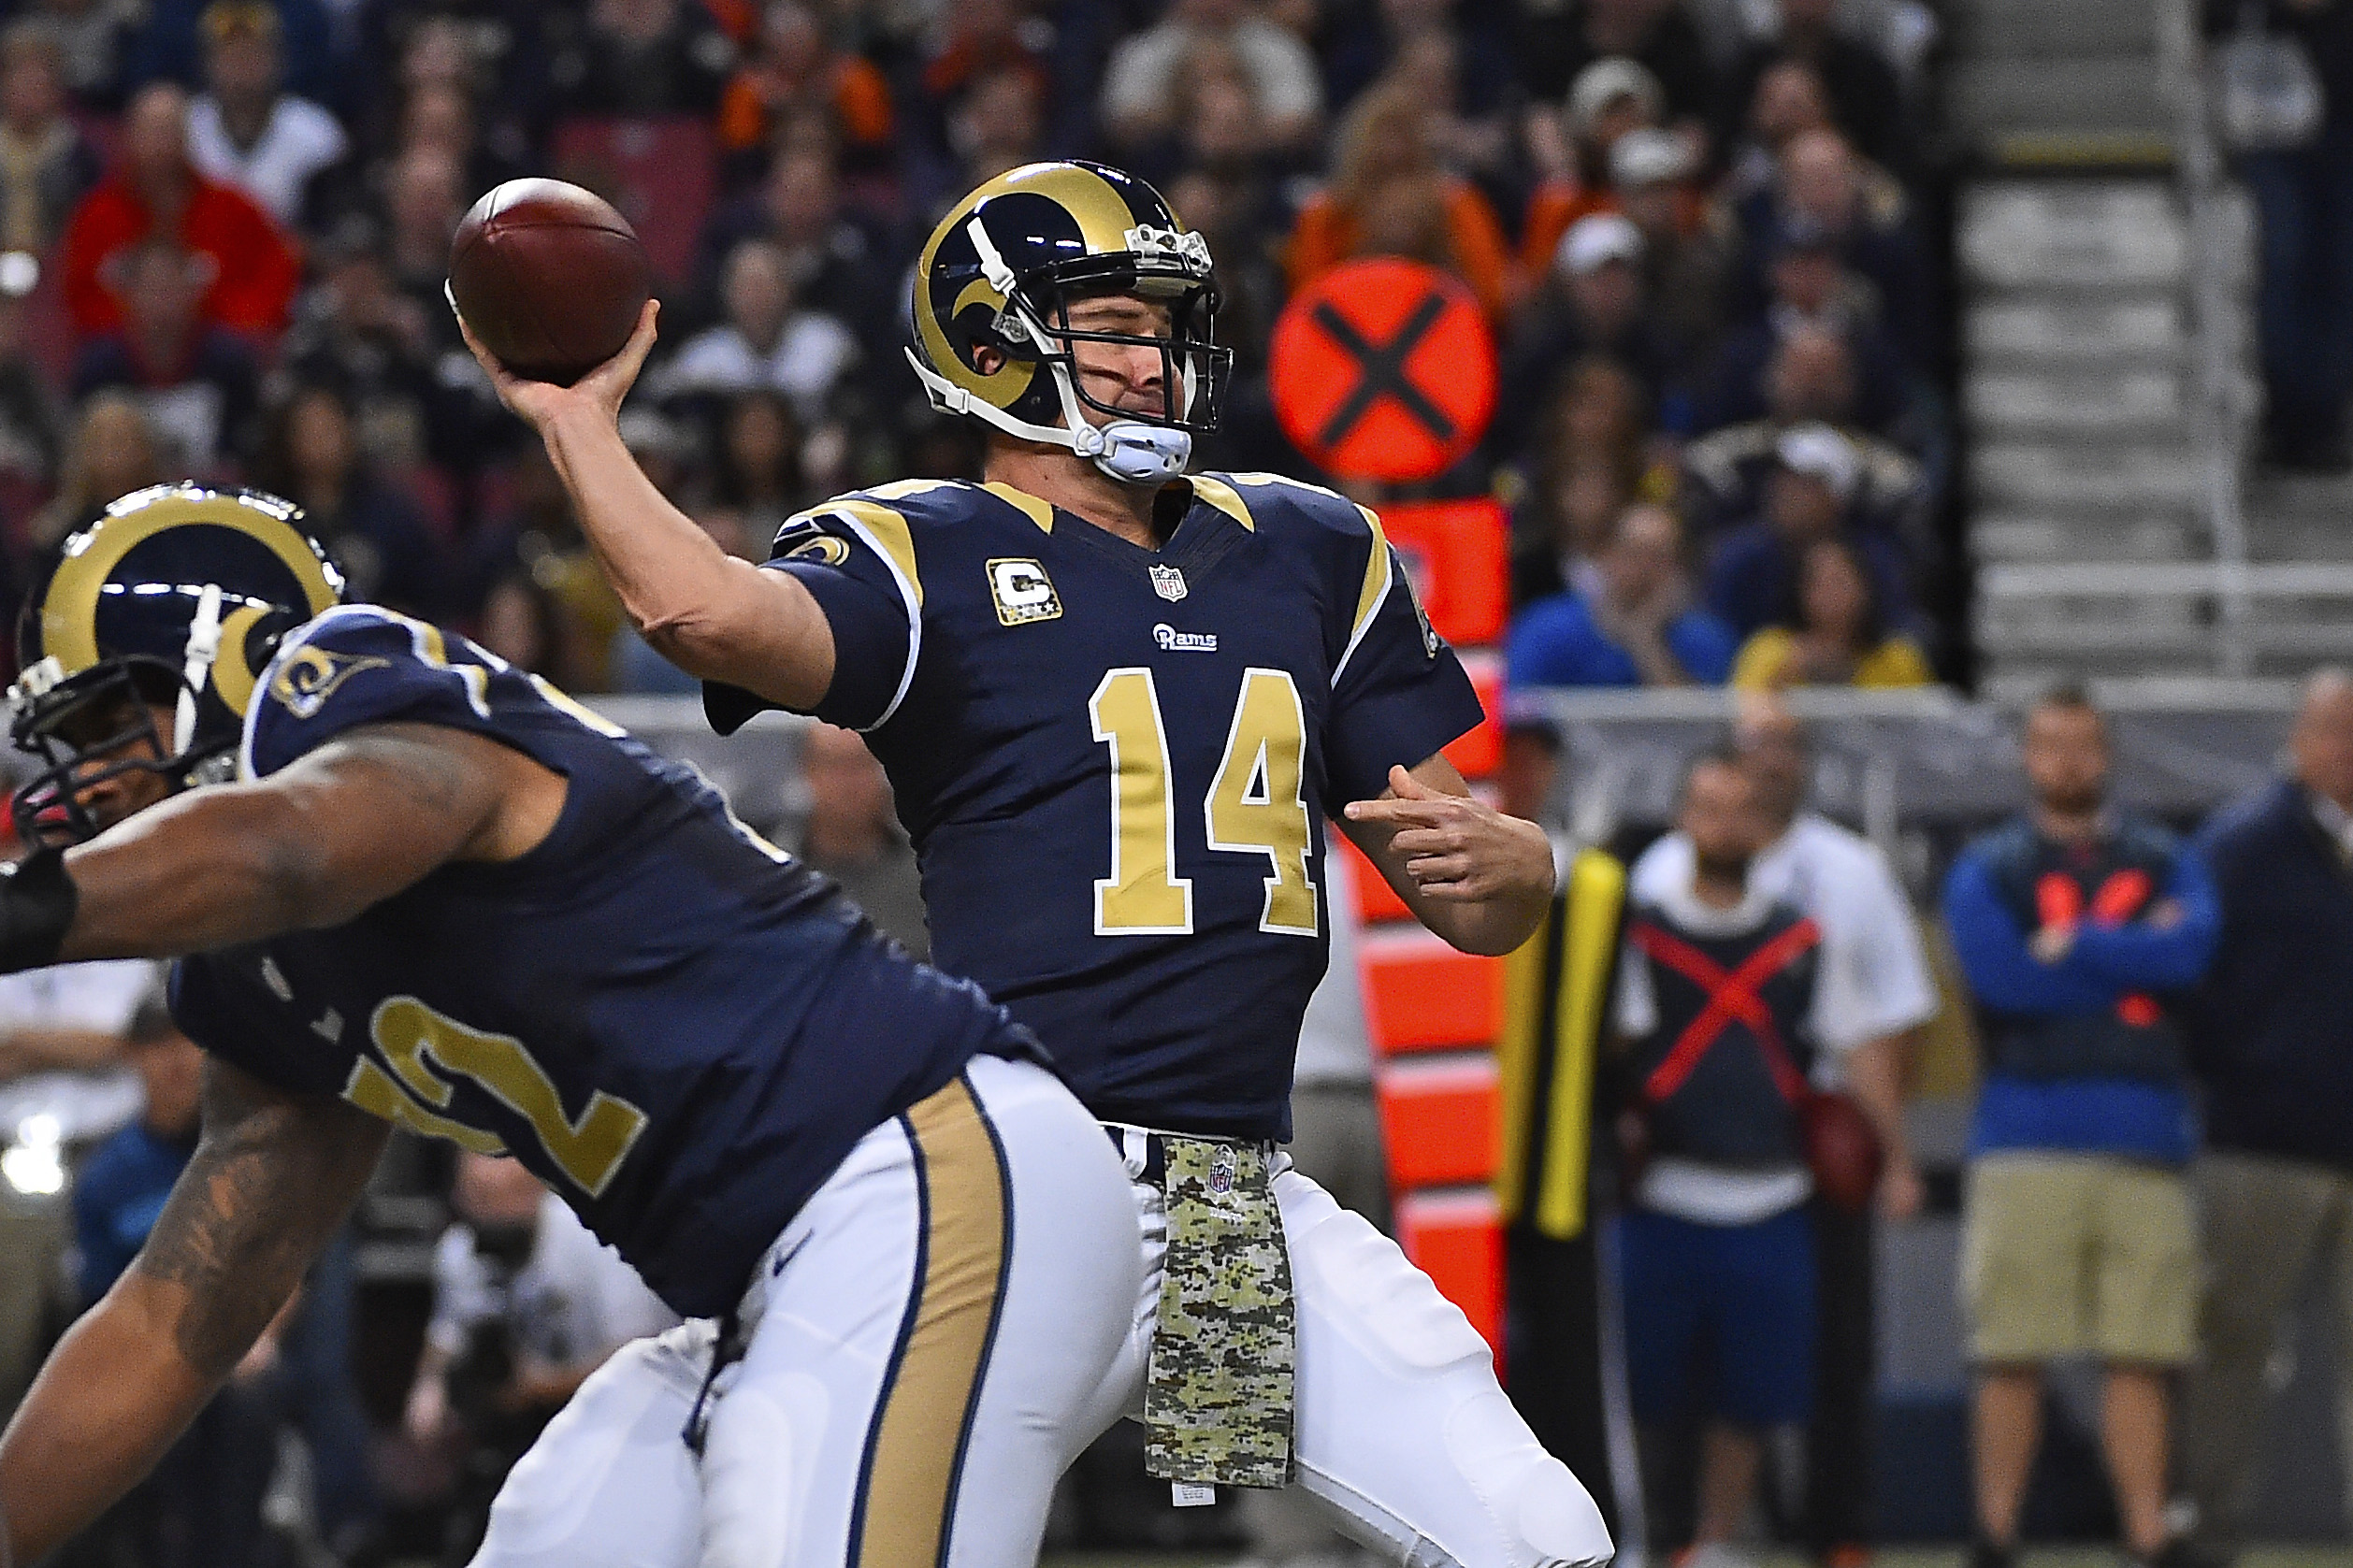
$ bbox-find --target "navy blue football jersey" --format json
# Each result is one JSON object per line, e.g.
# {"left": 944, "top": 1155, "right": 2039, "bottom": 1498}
{"left": 707, "top": 473, "right": 1485, "bottom": 1140}
{"left": 169, "top": 605, "right": 1039, "bottom": 1317}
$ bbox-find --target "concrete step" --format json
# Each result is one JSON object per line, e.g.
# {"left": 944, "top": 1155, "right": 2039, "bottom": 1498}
{"left": 1945, "top": 0, "right": 2160, "bottom": 54}
{"left": 1947, "top": 59, "right": 2170, "bottom": 140}
{"left": 1965, "top": 297, "right": 2185, "bottom": 366}
{"left": 1959, "top": 182, "right": 2185, "bottom": 291}
{"left": 1964, "top": 369, "right": 2187, "bottom": 435}
{"left": 2243, "top": 471, "right": 2353, "bottom": 525}
{"left": 1970, "top": 440, "right": 2201, "bottom": 510}
{"left": 1970, "top": 513, "right": 2201, "bottom": 562}
{"left": 2247, "top": 516, "right": 2353, "bottom": 562}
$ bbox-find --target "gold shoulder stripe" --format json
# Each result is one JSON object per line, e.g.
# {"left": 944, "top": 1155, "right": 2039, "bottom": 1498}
{"left": 829, "top": 500, "right": 924, "bottom": 611}
{"left": 1187, "top": 476, "right": 1255, "bottom": 531}
{"left": 866, "top": 478, "right": 962, "bottom": 503}
{"left": 1350, "top": 505, "right": 1393, "bottom": 646}
{"left": 979, "top": 482, "right": 1054, "bottom": 534}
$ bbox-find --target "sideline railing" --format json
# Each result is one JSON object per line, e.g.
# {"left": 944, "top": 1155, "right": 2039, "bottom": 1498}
{"left": 2158, "top": 0, "right": 2258, "bottom": 674}
{"left": 569, "top": 686, "right": 2299, "bottom": 856}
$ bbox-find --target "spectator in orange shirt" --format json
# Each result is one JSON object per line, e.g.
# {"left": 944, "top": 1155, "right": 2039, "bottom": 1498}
{"left": 1519, "top": 55, "right": 1662, "bottom": 284}
{"left": 717, "top": 1, "right": 893, "bottom": 170}
{"left": 56, "top": 80, "right": 299, "bottom": 340}
{"left": 1285, "top": 78, "right": 1510, "bottom": 319}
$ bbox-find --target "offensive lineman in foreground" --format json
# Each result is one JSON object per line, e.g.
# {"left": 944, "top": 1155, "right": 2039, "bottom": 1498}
{"left": 0, "top": 485, "right": 1143, "bottom": 1568}
{"left": 465, "top": 160, "right": 1614, "bottom": 1568}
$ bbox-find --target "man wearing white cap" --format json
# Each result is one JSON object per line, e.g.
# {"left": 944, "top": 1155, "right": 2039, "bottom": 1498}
{"left": 1702, "top": 422, "right": 1914, "bottom": 640}
{"left": 1521, "top": 61, "right": 1668, "bottom": 278}
{"left": 1610, "top": 126, "right": 1730, "bottom": 352}
{"left": 1496, "top": 210, "right": 1684, "bottom": 452}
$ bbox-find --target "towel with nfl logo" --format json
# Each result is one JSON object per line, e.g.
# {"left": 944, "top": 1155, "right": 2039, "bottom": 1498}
{"left": 1143, "top": 1136, "right": 1296, "bottom": 1489}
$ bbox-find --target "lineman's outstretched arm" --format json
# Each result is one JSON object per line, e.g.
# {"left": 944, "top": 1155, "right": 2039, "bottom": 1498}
{"left": 1341, "top": 755, "right": 1555, "bottom": 957}
{"left": 4, "top": 723, "right": 525, "bottom": 969}
{"left": 0, "top": 1061, "right": 388, "bottom": 1563}
{"left": 458, "top": 302, "right": 838, "bottom": 709}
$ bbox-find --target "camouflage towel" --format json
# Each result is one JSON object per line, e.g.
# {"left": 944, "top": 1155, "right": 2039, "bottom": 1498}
{"left": 1143, "top": 1135, "right": 1295, "bottom": 1489}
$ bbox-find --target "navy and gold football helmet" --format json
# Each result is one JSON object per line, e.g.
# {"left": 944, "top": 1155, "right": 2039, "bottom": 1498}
{"left": 905, "top": 160, "right": 1232, "bottom": 485}
{"left": 10, "top": 482, "right": 343, "bottom": 841}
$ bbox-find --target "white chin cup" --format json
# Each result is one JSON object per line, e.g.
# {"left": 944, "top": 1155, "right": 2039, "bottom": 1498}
{"left": 1090, "top": 421, "right": 1192, "bottom": 485}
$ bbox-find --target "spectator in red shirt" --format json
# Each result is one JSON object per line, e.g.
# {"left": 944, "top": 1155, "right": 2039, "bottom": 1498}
{"left": 71, "top": 235, "right": 261, "bottom": 469}
{"left": 56, "top": 80, "right": 300, "bottom": 340}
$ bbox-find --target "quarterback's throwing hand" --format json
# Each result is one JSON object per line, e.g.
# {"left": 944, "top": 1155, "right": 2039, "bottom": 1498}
{"left": 1346, "top": 766, "right": 1554, "bottom": 903}
{"left": 457, "top": 297, "right": 660, "bottom": 435}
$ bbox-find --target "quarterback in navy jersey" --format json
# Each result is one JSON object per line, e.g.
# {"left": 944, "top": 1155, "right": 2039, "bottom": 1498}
{"left": 702, "top": 468, "right": 1480, "bottom": 1139}
{"left": 470, "top": 161, "right": 1611, "bottom": 1568}
{"left": 0, "top": 485, "right": 1144, "bottom": 1568}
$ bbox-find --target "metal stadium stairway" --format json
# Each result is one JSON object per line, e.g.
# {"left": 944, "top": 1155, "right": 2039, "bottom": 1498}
{"left": 1942, "top": 0, "right": 2353, "bottom": 692}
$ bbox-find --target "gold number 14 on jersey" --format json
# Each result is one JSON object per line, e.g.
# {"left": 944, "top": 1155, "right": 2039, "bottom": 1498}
{"left": 1089, "top": 668, "right": 1318, "bottom": 938}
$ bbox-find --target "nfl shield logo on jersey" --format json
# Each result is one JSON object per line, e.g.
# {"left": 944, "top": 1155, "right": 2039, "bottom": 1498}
{"left": 1149, "top": 564, "right": 1189, "bottom": 601}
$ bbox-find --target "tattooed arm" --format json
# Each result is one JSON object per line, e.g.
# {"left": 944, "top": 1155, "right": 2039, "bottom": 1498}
{"left": 51, "top": 720, "right": 566, "bottom": 962}
{"left": 0, "top": 1060, "right": 387, "bottom": 1561}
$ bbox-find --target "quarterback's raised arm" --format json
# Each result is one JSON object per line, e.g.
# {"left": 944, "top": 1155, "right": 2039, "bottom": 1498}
{"left": 0, "top": 1060, "right": 385, "bottom": 1563}
{"left": 460, "top": 301, "right": 837, "bottom": 710}
{"left": 0, "top": 721, "right": 541, "bottom": 972}
{"left": 1342, "top": 755, "right": 1556, "bottom": 957}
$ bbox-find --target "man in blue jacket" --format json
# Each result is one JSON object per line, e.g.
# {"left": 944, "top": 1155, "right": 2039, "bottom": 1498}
{"left": 2178, "top": 668, "right": 2353, "bottom": 1558}
{"left": 1942, "top": 684, "right": 2218, "bottom": 1568}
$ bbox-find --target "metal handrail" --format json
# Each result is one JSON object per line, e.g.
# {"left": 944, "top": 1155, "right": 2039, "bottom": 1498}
{"left": 2158, "top": 0, "right": 2257, "bottom": 673}
{"left": 1979, "top": 559, "right": 2353, "bottom": 595}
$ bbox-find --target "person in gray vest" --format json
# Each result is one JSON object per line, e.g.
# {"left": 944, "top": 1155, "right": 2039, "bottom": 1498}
{"left": 2176, "top": 668, "right": 2353, "bottom": 1558}
{"left": 1613, "top": 747, "right": 1878, "bottom": 1568}
{"left": 1630, "top": 695, "right": 1930, "bottom": 1565}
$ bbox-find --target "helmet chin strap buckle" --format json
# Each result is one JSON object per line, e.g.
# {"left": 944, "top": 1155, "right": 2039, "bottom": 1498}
{"left": 1090, "top": 422, "right": 1191, "bottom": 486}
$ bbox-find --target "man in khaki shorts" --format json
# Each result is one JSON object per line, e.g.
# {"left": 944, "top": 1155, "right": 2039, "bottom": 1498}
{"left": 1941, "top": 685, "right": 2220, "bottom": 1568}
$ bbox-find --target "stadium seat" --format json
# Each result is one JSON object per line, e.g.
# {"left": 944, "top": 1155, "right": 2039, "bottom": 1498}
{"left": 1394, "top": 1188, "right": 1506, "bottom": 1358}
{"left": 1440, "top": 651, "right": 1503, "bottom": 781}
{"left": 1377, "top": 1053, "right": 1499, "bottom": 1187}
{"left": 548, "top": 117, "right": 718, "bottom": 287}
{"left": 1360, "top": 925, "right": 1503, "bottom": 1054}
{"left": 1379, "top": 498, "right": 1509, "bottom": 648}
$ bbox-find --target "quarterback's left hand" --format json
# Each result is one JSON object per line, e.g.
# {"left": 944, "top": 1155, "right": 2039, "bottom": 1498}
{"left": 1345, "top": 766, "right": 1555, "bottom": 903}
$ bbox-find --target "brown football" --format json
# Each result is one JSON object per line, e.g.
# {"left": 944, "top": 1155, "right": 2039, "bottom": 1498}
{"left": 447, "top": 179, "right": 651, "bottom": 385}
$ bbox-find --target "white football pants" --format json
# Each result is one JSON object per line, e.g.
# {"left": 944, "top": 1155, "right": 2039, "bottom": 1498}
{"left": 469, "top": 1078, "right": 1615, "bottom": 1568}
{"left": 467, "top": 1054, "right": 1140, "bottom": 1568}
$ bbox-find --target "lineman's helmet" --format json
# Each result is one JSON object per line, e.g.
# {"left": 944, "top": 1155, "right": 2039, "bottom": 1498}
{"left": 10, "top": 482, "right": 343, "bottom": 842}
{"left": 905, "top": 161, "right": 1231, "bottom": 486}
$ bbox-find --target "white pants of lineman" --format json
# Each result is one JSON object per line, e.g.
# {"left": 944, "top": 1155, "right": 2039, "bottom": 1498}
{"left": 469, "top": 1074, "right": 1615, "bottom": 1568}
{"left": 468, "top": 1054, "right": 1140, "bottom": 1568}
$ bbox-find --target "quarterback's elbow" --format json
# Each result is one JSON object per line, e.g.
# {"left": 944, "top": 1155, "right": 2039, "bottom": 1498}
{"left": 1423, "top": 899, "right": 1546, "bottom": 957}
{"left": 639, "top": 610, "right": 828, "bottom": 711}
{"left": 634, "top": 605, "right": 736, "bottom": 679}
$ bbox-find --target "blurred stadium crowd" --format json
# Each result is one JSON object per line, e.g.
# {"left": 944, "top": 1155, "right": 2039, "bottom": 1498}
{"left": 0, "top": 0, "right": 1956, "bottom": 702}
